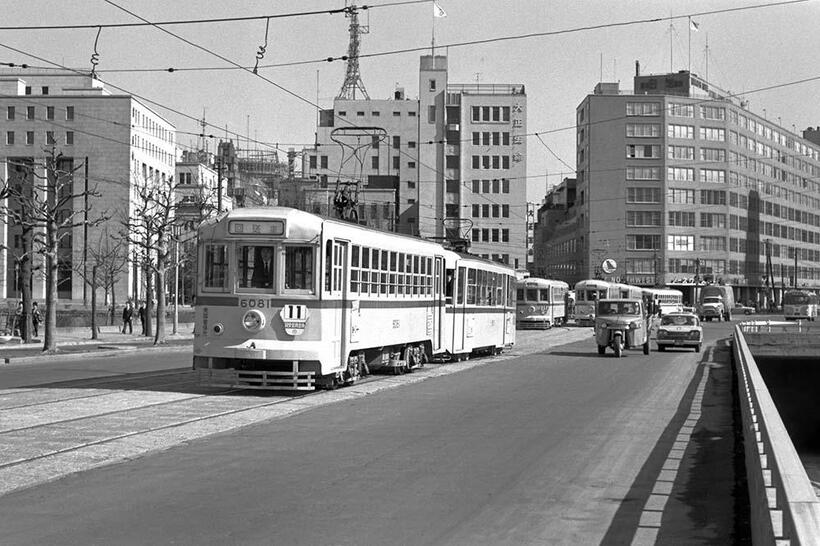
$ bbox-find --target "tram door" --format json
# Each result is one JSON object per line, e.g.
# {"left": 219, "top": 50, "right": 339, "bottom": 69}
{"left": 329, "top": 240, "right": 349, "bottom": 368}
{"left": 452, "top": 266, "right": 467, "bottom": 353}
{"left": 432, "top": 257, "right": 444, "bottom": 351}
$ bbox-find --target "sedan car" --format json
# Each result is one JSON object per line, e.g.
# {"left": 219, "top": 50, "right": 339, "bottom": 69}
{"left": 733, "top": 304, "right": 756, "bottom": 315}
{"left": 656, "top": 312, "right": 703, "bottom": 352}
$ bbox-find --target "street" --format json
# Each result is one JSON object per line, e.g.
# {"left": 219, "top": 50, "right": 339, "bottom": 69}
{"left": 0, "top": 322, "right": 743, "bottom": 545}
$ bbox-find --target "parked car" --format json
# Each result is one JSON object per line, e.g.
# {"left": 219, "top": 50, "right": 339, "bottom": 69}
{"left": 733, "top": 304, "right": 756, "bottom": 315}
{"left": 656, "top": 312, "right": 703, "bottom": 352}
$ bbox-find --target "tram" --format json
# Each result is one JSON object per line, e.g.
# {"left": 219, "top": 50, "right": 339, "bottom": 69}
{"left": 193, "top": 207, "right": 517, "bottom": 390}
{"left": 641, "top": 288, "right": 684, "bottom": 316}
{"left": 515, "top": 278, "right": 570, "bottom": 329}
{"left": 782, "top": 289, "right": 819, "bottom": 321}
{"left": 572, "top": 279, "right": 642, "bottom": 326}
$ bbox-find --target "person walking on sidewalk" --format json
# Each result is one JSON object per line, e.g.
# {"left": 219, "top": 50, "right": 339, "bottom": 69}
{"left": 138, "top": 302, "right": 146, "bottom": 335}
{"left": 122, "top": 302, "right": 134, "bottom": 334}
{"left": 31, "top": 302, "right": 41, "bottom": 338}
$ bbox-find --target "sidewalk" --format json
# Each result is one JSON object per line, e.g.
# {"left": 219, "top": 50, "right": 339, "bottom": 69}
{"left": 0, "top": 323, "right": 194, "bottom": 364}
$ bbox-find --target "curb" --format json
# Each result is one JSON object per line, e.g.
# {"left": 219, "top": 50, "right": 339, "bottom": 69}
{"left": 2, "top": 342, "right": 192, "bottom": 365}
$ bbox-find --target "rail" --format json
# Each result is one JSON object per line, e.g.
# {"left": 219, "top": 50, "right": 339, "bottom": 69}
{"left": 733, "top": 324, "right": 820, "bottom": 545}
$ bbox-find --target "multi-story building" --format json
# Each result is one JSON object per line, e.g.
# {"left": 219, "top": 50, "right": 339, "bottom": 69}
{"left": 532, "top": 177, "right": 582, "bottom": 284}
{"left": 570, "top": 67, "right": 820, "bottom": 306}
{"left": 303, "top": 55, "right": 528, "bottom": 268}
{"left": 0, "top": 70, "right": 176, "bottom": 303}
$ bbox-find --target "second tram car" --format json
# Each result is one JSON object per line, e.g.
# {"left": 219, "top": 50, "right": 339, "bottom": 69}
{"left": 783, "top": 289, "right": 819, "bottom": 321}
{"left": 193, "top": 208, "right": 517, "bottom": 390}
{"left": 515, "top": 278, "right": 570, "bottom": 329}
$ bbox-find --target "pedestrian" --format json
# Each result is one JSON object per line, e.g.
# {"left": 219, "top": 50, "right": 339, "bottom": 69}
{"left": 122, "top": 302, "right": 133, "bottom": 334}
{"left": 138, "top": 302, "right": 146, "bottom": 335}
{"left": 31, "top": 302, "right": 41, "bottom": 338}
{"left": 14, "top": 301, "right": 25, "bottom": 338}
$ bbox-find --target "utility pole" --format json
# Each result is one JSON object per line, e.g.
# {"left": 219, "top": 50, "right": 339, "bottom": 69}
{"left": 216, "top": 155, "right": 223, "bottom": 212}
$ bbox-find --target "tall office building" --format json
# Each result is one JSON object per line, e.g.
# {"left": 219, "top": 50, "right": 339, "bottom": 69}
{"left": 568, "top": 67, "right": 820, "bottom": 305}
{"left": 0, "top": 71, "right": 176, "bottom": 303}
{"left": 304, "top": 55, "right": 528, "bottom": 268}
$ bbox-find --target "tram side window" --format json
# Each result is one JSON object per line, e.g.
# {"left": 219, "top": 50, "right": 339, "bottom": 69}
{"left": 540, "top": 289, "right": 550, "bottom": 302}
{"left": 467, "top": 268, "right": 477, "bottom": 305}
{"left": 518, "top": 288, "right": 526, "bottom": 301}
{"left": 285, "top": 246, "right": 314, "bottom": 292}
{"left": 203, "top": 244, "right": 228, "bottom": 290}
{"left": 526, "top": 289, "right": 538, "bottom": 302}
{"left": 457, "top": 267, "right": 466, "bottom": 304}
{"left": 238, "top": 245, "right": 275, "bottom": 290}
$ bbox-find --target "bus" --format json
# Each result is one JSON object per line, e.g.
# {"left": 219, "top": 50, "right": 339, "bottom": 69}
{"left": 783, "top": 289, "right": 819, "bottom": 321}
{"left": 573, "top": 279, "right": 642, "bottom": 326}
{"left": 642, "top": 288, "right": 684, "bottom": 316}
{"left": 515, "top": 278, "right": 570, "bottom": 329}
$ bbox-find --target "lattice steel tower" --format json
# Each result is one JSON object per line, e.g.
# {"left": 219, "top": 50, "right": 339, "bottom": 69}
{"left": 336, "top": 5, "right": 370, "bottom": 100}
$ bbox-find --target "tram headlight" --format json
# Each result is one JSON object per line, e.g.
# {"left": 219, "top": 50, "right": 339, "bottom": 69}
{"left": 242, "top": 310, "right": 266, "bottom": 332}
{"left": 212, "top": 323, "right": 224, "bottom": 335}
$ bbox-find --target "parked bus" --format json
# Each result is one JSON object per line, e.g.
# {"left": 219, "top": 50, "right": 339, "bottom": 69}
{"left": 516, "top": 278, "right": 570, "bottom": 329}
{"left": 783, "top": 289, "right": 819, "bottom": 321}
{"left": 642, "top": 288, "right": 684, "bottom": 316}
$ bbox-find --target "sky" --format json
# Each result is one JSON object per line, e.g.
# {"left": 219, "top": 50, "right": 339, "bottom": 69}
{"left": 4, "top": 0, "right": 820, "bottom": 203}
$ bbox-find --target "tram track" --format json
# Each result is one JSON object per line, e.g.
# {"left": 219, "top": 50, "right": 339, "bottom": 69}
{"left": 0, "top": 387, "right": 315, "bottom": 471}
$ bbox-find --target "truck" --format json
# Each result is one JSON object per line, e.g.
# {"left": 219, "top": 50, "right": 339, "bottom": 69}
{"left": 697, "top": 284, "right": 735, "bottom": 322}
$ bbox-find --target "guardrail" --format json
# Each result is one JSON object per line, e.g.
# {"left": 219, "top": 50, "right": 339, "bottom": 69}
{"left": 733, "top": 324, "right": 820, "bottom": 545}
{"left": 739, "top": 320, "right": 820, "bottom": 334}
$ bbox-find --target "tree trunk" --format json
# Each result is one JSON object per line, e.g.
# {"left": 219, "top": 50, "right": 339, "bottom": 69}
{"left": 90, "top": 265, "right": 98, "bottom": 340}
{"left": 144, "top": 264, "right": 154, "bottom": 338}
{"left": 43, "top": 230, "right": 58, "bottom": 353}
{"left": 154, "top": 267, "right": 167, "bottom": 345}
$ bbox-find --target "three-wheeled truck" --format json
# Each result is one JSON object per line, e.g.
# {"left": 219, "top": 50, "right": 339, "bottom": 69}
{"left": 594, "top": 298, "right": 651, "bottom": 357}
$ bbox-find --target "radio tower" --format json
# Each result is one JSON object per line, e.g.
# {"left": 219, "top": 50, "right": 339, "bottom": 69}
{"left": 336, "top": 4, "right": 370, "bottom": 100}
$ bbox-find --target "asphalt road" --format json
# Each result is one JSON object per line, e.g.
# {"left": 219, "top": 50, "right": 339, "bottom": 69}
{"left": 0, "top": 322, "right": 744, "bottom": 545}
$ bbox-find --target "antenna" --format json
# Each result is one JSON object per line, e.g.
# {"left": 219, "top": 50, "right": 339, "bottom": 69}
{"left": 336, "top": 4, "right": 370, "bottom": 100}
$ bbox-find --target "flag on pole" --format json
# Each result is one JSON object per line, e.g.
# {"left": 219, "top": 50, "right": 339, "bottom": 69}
{"left": 433, "top": 1, "right": 447, "bottom": 18}
{"left": 689, "top": 19, "right": 700, "bottom": 32}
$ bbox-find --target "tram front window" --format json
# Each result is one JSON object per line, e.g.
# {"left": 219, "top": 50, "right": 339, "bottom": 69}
{"left": 238, "top": 245, "right": 275, "bottom": 290}
{"left": 284, "top": 246, "right": 314, "bottom": 292}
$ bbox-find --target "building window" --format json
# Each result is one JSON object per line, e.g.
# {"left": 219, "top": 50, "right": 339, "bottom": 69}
{"left": 472, "top": 180, "right": 480, "bottom": 193}
{"left": 47, "top": 106, "right": 55, "bottom": 120}
{"left": 502, "top": 179, "right": 510, "bottom": 193}
{"left": 699, "top": 148, "right": 725, "bottom": 162}
{"left": 309, "top": 155, "right": 317, "bottom": 169}
{"left": 392, "top": 111, "right": 401, "bottom": 117}
{"left": 626, "top": 211, "right": 661, "bottom": 226}
{"left": 320, "top": 155, "right": 328, "bottom": 169}
{"left": 25, "top": 131, "right": 34, "bottom": 145}
{"left": 371, "top": 135, "right": 379, "bottom": 149}
{"left": 667, "top": 124, "right": 694, "bottom": 139}
{"left": 699, "top": 127, "right": 725, "bottom": 141}
{"left": 701, "top": 190, "right": 726, "bottom": 205}
{"left": 392, "top": 136, "right": 400, "bottom": 149}
{"left": 392, "top": 156, "right": 400, "bottom": 170}
{"left": 356, "top": 111, "right": 365, "bottom": 117}
{"left": 371, "top": 156, "right": 379, "bottom": 170}
{"left": 668, "top": 188, "right": 696, "bottom": 204}
{"left": 700, "top": 213, "right": 727, "bottom": 229}
{"left": 6, "top": 106, "right": 14, "bottom": 120}
{"left": 446, "top": 179, "right": 459, "bottom": 193}
{"left": 699, "top": 169, "right": 725, "bottom": 184}
{"left": 626, "top": 144, "right": 660, "bottom": 158}
{"left": 66, "top": 106, "right": 75, "bottom": 121}
{"left": 428, "top": 105, "right": 436, "bottom": 123}
{"left": 700, "top": 105, "right": 725, "bottom": 120}
{"left": 408, "top": 161, "right": 416, "bottom": 169}
{"left": 482, "top": 204, "right": 489, "bottom": 217}
{"left": 372, "top": 111, "right": 380, "bottom": 117}
{"left": 700, "top": 236, "right": 726, "bottom": 251}
{"left": 41, "top": 86, "right": 49, "bottom": 95}
{"left": 667, "top": 167, "right": 695, "bottom": 181}
{"left": 408, "top": 111, "right": 416, "bottom": 117}
{"left": 337, "top": 111, "right": 346, "bottom": 117}
{"left": 26, "top": 106, "right": 35, "bottom": 120}
{"left": 6, "top": 131, "right": 14, "bottom": 145}
{"left": 472, "top": 204, "right": 479, "bottom": 217}
{"left": 627, "top": 187, "right": 661, "bottom": 203}
{"left": 626, "top": 123, "right": 661, "bottom": 137}
{"left": 668, "top": 145, "right": 694, "bottom": 160}
{"left": 626, "top": 102, "right": 661, "bottom": 116}
{"left": 668, "top": 211, "right": 695, "bottom": 226}
{"left": 502, "top": 204, "right": 509, "bottom": 217}
{"left": 408, "top": 141, "right": 416, "bottom": 148}
{"left": 502, "top": 229, "right": 509, "bottom": 242}
{"left": 65, "top": 131, "right": 74, "bottom": 145}
{"left": 626, "top": 167, "right": 660, "bottom": 180}
{"left": 429, "top": 79, "right": 436, "bottom": 91}
{"left": 24, "top": 86, "right": 31, "bottom": 95}
{"left": 668, "top": 103, "right": 694, "bottom": 117}
{"left": 628, "top": 234, "right": 661, "bottom": 250}
{"left": 666, "top": 235, "right": 694, "bottom": 251}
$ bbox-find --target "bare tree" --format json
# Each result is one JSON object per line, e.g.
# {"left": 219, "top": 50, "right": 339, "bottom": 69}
{"left": 2, "top": 149, "right": 106, "bottom": 351}
{"left": 122, "top": 173, "right": 181, "bottom": 345}
{"left": 73, "top": 227, "right": 128, "bottom": 339}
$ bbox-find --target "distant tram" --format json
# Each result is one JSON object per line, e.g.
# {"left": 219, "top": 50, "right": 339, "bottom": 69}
{"left": 572, "top": 279, "right": 642, "bottom": 326}
{"left": 641, "top": 288, "right": 684, "bottom": 316}
{"left": 783, "top": 289, "right": 819, "bottom": 321}
{"left": 515, "top": 278, "right": 570, "bottom": 329}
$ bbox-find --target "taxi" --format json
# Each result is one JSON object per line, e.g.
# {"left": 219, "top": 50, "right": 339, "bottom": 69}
{"left": 655, "top": 312, "right": 703, "bottom": 352}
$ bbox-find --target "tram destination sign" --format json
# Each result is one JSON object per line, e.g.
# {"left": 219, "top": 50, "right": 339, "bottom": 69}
{"left": 229, "top": 220, "right": 285, "bottom": 236}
